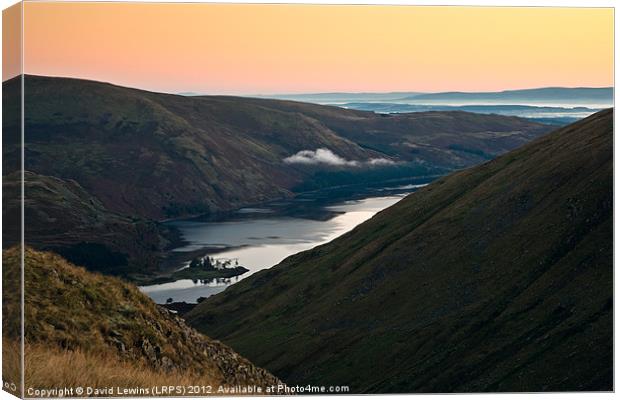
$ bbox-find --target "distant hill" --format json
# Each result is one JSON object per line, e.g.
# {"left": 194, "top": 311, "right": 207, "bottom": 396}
{"left": 2, "top": 247, "right": 281, "bottom": 393}
{"left": 187, "top": 109, "right": 613, "bottom": 392}
{"left": 252, "top": 87, "right": 613, "bottom": 107}
{"left": 335, "top": 103, "right": 600, "bottom": 125}
{"left": 404, "top": 87, "right": 613, "bottom": 104}
{"left": 253, "top": 92, "right": 423, "bottom": 103}
{"left": 2, "top": 75, "right": 551, "bottom": 276}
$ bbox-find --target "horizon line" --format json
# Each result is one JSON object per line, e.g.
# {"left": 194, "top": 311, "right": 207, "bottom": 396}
{"left": 5, "top": 73, "right": 615, "bottom": 97}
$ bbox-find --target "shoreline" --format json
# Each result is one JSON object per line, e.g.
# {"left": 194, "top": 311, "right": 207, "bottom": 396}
{"left": 152, "top": 174, "right": 440, "bottom": 276}
{"left": 156, "top": 174, "right": 442, "bottom": 225}
{"left": 139, "top": 181, "right": 432, "bottom": 302}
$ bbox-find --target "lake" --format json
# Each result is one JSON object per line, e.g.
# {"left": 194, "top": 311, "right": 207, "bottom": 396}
{"left": 139, "top": 183, "right": 426, "bottom": 304}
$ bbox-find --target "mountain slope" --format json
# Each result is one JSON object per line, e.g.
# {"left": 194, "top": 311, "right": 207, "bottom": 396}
{"left": 3, "top": 75, "right": 551, "bottom": 276}
{"left": 231, "top": 97, "right": 552, "bottom": 166}
{"left": 4, "top": 75, "right": 551, "bottom": 221}
{"left": 3, "top": 171, "right": 177, "bottom": 276}
{"left": 2, "top": 247, "right": 281, "bottom": 392}
{"left": 186, "top": 109, "right": 613, "bottom": 392}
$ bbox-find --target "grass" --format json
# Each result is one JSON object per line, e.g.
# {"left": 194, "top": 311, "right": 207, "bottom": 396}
{"left": 4, "top": 340, "right": 215, "bottom": 397}
{"left": 2, "top": 247, "right": 282, "bottom": 395}
{"left": 2, "top": 339, "right": 20, "bottom": 397}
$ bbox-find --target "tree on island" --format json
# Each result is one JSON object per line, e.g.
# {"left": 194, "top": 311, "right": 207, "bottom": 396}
{"left": 188, "top": 256, "right": 243, "bottom": 271}
{"left": 189, "top": 256, "right": 215, "bottom": 270}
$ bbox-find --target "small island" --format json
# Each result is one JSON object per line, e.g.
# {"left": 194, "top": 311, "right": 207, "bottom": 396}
{"left": 138, "top": 255, "right": 249, "bottom": 286}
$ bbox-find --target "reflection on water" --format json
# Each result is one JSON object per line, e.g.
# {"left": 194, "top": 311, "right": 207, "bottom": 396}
{"left": 140, "top": 276, "right": 243, "bottom": 303}
{"left": 140, "top": 189, "right": 421, "bottom": 304}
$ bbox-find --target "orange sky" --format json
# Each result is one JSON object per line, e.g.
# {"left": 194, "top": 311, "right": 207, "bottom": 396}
{"left": 8, "top": 3, "right": 615, "bottom": 94}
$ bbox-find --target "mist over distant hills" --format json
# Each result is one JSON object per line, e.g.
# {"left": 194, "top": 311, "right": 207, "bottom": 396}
{"left": 403, "top": 87, "right": 613, "bottom": 104}
{"left": 248, "top": 86, "right": 612, "bottom": 105}
{"left": 251, "top": 92, "right": 424, "bottom": 103}
{"left": 244, "top": 87, "right": 613, "bottom": 125}
{"left": 333, "top": 103, "right": 604, "bottom": 126}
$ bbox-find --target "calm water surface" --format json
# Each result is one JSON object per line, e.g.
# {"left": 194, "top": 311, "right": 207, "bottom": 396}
{"left": 140, "top": 185, "right": 424, "bottom": 304}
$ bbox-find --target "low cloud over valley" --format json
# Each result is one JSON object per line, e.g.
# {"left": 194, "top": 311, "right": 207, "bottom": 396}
{"left": 284, "top": 148, "right": 396, "bottom": 168}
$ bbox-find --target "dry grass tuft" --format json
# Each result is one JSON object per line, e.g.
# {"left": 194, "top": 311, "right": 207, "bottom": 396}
{"left": 24, "top": 342, "right": 212, "bottom": 394}
{"left": 4, "top": 339, "right": 218, "bottom": 397}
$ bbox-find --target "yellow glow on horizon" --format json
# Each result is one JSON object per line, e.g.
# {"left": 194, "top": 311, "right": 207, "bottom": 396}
{"left": 22, "top": 3, "right": 613, "bottom": 94}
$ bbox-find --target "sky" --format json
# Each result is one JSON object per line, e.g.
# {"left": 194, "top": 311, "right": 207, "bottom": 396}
{"left": 4, "top": 3, "right": 615, "bottom": 94}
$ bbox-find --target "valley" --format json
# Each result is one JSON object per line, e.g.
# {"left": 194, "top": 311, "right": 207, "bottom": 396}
{"left": 3, "top": 75, "right": 553, "bottom": 278}
{"left": 2, "top": 76, "right": 612, "bottom": 394}
{"left": 140, "top": 180, "right": 428, "bottom": 304}
{"left": 186, "top": 109, "right": 613, "bottom": 392}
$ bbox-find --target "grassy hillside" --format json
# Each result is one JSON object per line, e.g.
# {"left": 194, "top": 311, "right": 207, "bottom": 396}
{"left": 3, "top": 171, "right": 177, "bottom": 276}
{"left": 3, "top": 76, "right": 549, "bottom": 276}
{"left": 3, "top": 340, "right": 219, "bottom": 396}
{"left": 241, "top": 98, "right": 552, "bottom": 165}
{"left": 4, "top": 75, "right": 550, "bottom": 220}
{"left": 2, "top": 247, "right": 281, "bottom": 395}
{"left": 187, "top": 109, "right": 613, "bottom": 392}
{"left": 2, "top": 75, "right": 551, "bottom": 276}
